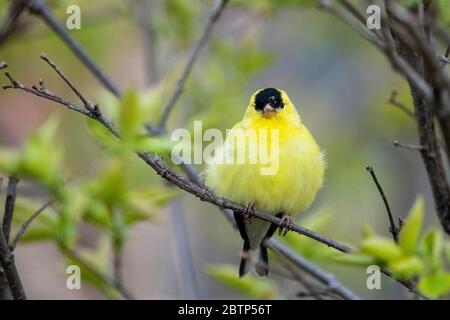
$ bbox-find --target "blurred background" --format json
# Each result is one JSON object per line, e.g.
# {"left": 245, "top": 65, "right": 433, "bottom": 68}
{"left": 0, "top": 0, "right": 443, "bottom": 299}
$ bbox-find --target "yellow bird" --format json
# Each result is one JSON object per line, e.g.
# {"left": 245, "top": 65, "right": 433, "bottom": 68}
{"left": 205, "top": 88, "right": 325, "bottom": 277}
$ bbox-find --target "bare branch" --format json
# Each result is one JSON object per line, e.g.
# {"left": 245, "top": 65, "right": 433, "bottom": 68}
{"left": 387, "top": 89, "right": 415, "bottom": 119}
{"left": 157, "top": 0, "right": 229, "bottom": 132}
{"left": 0, "top": 0, "right": 27, "bottom": 46}
{"left": 0, "top": 226, "right": 26, "bottom": 299}
{"left": 266, "top": 239, "right": 359, "bottom": 300}
{"left": 393, "top": 140, "right": 426, "bottom": 151}
{"left": 366, "top": 166, "right": 399, "bottom": 243}
{"left": 9, "top": 200, "right": 54, "bottom": 251}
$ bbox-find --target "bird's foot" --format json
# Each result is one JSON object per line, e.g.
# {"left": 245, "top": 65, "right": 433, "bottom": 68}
{"left": 243, "top": 204, "right": 256, "bottom": 224}
{"left": 278, "top": 215, "right": 293, "bottom": 236}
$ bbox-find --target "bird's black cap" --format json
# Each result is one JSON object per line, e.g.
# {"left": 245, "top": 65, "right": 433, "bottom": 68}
{"left": 254, "top": 88, "right": 284, "bottom": 111}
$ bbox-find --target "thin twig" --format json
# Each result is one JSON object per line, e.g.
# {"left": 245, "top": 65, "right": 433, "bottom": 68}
{"left": 2, "top": 176, "right": 19, "bottom": 243}
{"left": 27, "top": 0, "right": 121, "bottom": 97}
{"left": 387, "top": 89, "right": 415, "bottom": 119}
{"left": 157, "top": 0, "right": 229, "bottom": 132}
{"left": 366, "top": 166, "right": 399, "bottom": 243}
{"left": 9, "top": 200, "right": 54, "bottom": 251}
{"left": 266, "top": 239, "right": 359, "bottom": 300}
{"left": 393, "top": 140, "right": 426, "bottom": 151}
{"left": 0, "top": 0, "right": 27, "bottom": 46}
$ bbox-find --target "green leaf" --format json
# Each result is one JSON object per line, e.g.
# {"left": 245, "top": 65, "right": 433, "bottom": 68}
{"left": 282, "top": 208, "right": 337, "bottom": 260}
{"left": 206, "top": 265, "right": 279, "bottom": 299}
{"left": 19, "top": 117, "right": 63, "bottom": 189}
{"left": 361, "top": 236, "right": 403, "bottom": 262}
{"left": 333, "top": 253, "right": 378, "bottom": 266}
{"left": 420, "top": 228, "right": 443, "bottom": 272}
{"left": 418, "top": 272, "right": 450, "bottom": 299}
{"left": 119, "top": 89, "right": 141, "bottom": 139}
{"left": 388, "top": 256, "right": 425, "bottom": 279}
{"left": 399, "top": 197, "right": 424, "bottom": 255}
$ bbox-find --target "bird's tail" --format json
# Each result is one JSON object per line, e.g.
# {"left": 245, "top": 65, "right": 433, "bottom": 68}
{"left": 239, "top": 241, "right": 269, "bottom": 277}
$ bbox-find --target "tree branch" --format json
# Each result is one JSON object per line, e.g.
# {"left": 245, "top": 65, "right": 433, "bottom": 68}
{"left": 9, "top": 200, "right": 53, "bottom": 251}
{"left": 2, "top": 176, "right": 19, "bottom": 243}
{"left": 387, "top": 89, "right": 415, "bottom": 119}
{"left": 0, "top": 223, "right": 26, "bottom": 299}
{"left": 0, "top": 177, "right": 13, "bottom": 300}
{"left": 266, "top": 239, "right": 359, "bottom": 300}
{"left": 0, "top": 0, "right": 27, "bottom": 46}
{"left": 156, "top": 0, "right": 229, "bottom": 132}
{"left": 319, "top": 0, "right": 450, "bottom": 235}
{"left": 366, "top": 166, "right": 399, "bottom": 243}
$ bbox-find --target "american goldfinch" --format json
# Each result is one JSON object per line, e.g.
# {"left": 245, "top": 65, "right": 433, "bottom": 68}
{"left": 205, "top": 88, "right": 325, "bottom": 277}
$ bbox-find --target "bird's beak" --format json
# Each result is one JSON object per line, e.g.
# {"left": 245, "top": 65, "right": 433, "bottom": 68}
{"left": 262, "top": 104, "right": 275, "bottom": 118}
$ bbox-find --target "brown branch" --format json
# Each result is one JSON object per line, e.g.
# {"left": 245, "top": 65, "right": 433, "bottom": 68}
{"left": 393, "top": 140, "right": 426, "bottom": 151}
{"left": 387, "top": 89, "right": 416, "bottom": 119}
{"left": 0, "top": 0, "right": 27, "bottom": 46}
{"left": 0, "top": 224, "right": 26, "bottom": 299}
{"left": 9, "top": 200, "right": 54, "bottom": 251}
{"left": 319, "top": 0, "right": 450, "bottom": 235}
{"left": 0, "top": 177, "right": 13, "bottom": 300}
{"left": 156, "top": 0, "right": 229, "bottom": 132}
{"left": 2, "top": 176, "right": 19, "bottom": 243}
{"left": 266, "top": 239, "right": 359, "bottom": 300}
{"left": 366, "top": 166, "right": 399, "bottom": 243}
{"left": 384, "top": 3, "right": 450, "bottom": 234}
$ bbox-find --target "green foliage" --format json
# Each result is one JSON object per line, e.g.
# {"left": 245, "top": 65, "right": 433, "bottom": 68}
{"left": 207, "top": 265, "right": 279, "bottom": 299}
{"left": 418, "top": 273, "right": 450, "bottom": 299}
{"left": 281, "top": 208, "right": 337, "bottom": 261}
{"left": 0, "top": 118, "right": 63, "bottom": 194}
{"left": 0, "top": 115, "right": 178, "bottom": 295}
{"left": 399, "top": 197, "right": 424, "bottom": 255}
{"left": 435, "top": 0, "right": 450, "bottom": 26}
{"left": 335, "top": 195, "right": 450, "bottom": 299}
{"left": 89, "top": 88, "right": 175, "bottom": 154}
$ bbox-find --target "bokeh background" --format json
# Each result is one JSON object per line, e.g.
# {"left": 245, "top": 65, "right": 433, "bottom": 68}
{"left": 0, "top": 0, "right": 444, "bottom": 299}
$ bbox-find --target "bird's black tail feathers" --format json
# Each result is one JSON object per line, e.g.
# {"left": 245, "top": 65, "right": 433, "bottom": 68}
{"left": 235, "top": 211, "right": 282, "bottom": 277}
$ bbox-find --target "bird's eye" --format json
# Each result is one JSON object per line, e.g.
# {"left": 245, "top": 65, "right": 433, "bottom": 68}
{"left": 269, "top": 96, "right": 278, "bottom": 106}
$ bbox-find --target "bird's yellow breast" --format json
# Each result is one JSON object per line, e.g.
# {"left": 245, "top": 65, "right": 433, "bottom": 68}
{"left": 206, "top": 115, "right": 325, "bottom": 216}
